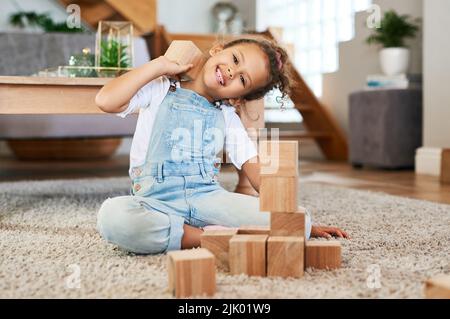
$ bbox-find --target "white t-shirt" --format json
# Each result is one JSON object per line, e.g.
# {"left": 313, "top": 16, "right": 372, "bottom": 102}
{"left": 117, "top": 76, "right": 257, "bottom": 173}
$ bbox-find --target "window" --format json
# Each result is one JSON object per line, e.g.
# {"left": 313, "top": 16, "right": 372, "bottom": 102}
{"left": 257, "top": 0, "right": 372, "bottom": 121}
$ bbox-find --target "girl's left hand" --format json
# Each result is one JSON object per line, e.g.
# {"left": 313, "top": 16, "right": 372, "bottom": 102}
{"left": 311, "top": 225, "right": 350, "bottom": 239}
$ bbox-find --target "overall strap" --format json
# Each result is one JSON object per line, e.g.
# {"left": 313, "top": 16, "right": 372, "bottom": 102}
{"left": 168, "top": 78, "right": 180, "bottom": 92}
{"left": 169, "top": 78, "right": 223, "bottom": 110}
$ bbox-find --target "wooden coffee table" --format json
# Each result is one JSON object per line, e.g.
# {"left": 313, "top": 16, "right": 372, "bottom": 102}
{"left": 0, "top": 76, "right": 120, "bottom": 160}
{"left": 0, "top": 76, "right": 111, "bottom": 114}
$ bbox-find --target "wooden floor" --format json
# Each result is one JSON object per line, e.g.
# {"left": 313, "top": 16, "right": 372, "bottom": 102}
{"left": 1, "top": 154, "right": 450, "bottom": 205}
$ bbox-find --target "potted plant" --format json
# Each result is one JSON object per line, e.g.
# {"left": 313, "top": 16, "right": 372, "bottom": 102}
{"left": 367, "top": 10, "right": 419, "bottom": 76}
{"left": 9, "top": 11, "right": 85, "bottom": 33}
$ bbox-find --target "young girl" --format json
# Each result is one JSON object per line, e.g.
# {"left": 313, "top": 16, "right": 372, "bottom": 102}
{"left": 95, "top": 38, "right": 349, "bottom": 254}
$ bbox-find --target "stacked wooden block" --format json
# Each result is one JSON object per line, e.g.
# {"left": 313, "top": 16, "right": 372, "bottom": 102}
{"left": 424, "top": 274, "right": 450, "bottom": 299}
{"left": 167, "top": 248, "right": 216, "bottom": 298}
{"left": 167, "top": 140, "right": 343, "bottom": 297}
{"left": 202, "top": 141, "right": 342, "bottom": 280}
{"left": 441, "top": 149, "right": 450, "bottom": 184}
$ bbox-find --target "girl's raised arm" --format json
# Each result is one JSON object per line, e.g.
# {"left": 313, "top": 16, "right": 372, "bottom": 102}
{"left": 95, "top": 56, "right": 193, "bottom": 113}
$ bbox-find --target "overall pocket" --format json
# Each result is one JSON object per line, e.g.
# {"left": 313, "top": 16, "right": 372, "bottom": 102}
{"left": 165, "top": 102, "right": 211, "bottom": 161}
{"left": 131, "top": 175, "right": 157, "bottom": 197}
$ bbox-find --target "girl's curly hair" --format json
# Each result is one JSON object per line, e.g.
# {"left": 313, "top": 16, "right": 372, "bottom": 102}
{"left": 223, "top": 38, "right": 295, "bottom": 107}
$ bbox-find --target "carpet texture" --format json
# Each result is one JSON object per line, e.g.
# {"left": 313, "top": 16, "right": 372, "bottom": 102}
{"left": 0, "top": 173, "right": 449, "bottom": 298}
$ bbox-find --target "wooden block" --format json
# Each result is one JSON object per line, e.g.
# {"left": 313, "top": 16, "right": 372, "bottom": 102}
{"left": 305, "top": 241, "right": 341, "bottom": 270}
{"left": 270, "top": 208, "right": 305, "bottom": 237}
{"left": 238, "top": 226, "right": 270, "bottom": 235}
{"left": 167, "top": 248, "right": 216, "bottom": 298}
{"left": 259, "top": 140, "right": 298, "bottom": 176}
{"left": 229, "top": 235, "right": 268, "bottom": 277}
{"left": 267, "top": 236, "right": 304, "bottom": 278}
{"left": 441, "top": 149, "right": 450, "bottom": 184}
{"left": 424, "top": 274, "right": 450, "bottom": 299}
{"left": 260, "top": 176, "right": 298, "bottom": 212}
{"left": 164, "top": 40, "right": 207, "bottom": 81}
{"left": 200, "top": 229, "right": 237, "bottom": 271}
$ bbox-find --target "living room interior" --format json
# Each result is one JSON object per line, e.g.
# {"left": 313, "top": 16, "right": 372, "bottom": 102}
{"left": 0, "top": 0, "right": 449, "bottom": 299}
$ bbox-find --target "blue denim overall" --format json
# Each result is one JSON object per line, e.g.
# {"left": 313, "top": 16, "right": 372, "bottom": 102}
{"left": 96, "top": 85, "right": 278, "bottom": 254}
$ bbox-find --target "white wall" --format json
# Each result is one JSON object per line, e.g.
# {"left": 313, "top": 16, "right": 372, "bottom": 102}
{"left": 321, "top": 0, "right": 423, "bottom": 135}
{"left": 423, "top": 0, "right": 450, "bottom": 148}
{"left": 157, "top": 0, "right": 256, "bottom": 34}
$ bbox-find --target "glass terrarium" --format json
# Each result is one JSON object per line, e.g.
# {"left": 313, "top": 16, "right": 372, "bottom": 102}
{"left": 95, "top": 21, "right": 134, "bottom": 77}
{"left": 67, "top": 48, "right": 96, "bottom": 77}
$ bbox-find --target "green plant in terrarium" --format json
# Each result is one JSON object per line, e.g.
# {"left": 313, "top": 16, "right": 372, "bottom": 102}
{"left": 100, "top": 39, "right": 131, "bottom": 68}
{"left": 95, "top": 21, "right": 134, "bottom": 77}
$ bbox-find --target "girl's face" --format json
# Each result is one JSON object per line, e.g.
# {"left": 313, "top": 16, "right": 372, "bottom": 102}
{"left": 202, "top": 43, "right": 270, "bottom": 100}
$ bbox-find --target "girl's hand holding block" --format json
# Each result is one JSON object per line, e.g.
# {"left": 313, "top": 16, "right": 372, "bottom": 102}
{"left": 163, "top": 40, "right": 208, "bottom": 81}
{"left": 155, "top": 55, "right": 194, "bottom": 78}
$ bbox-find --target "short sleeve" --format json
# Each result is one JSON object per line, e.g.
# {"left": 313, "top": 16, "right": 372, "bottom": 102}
{"left": 222, "top": 106, "right": 258, "bottom": 170}
{"left": 116, "top": 76, "right": 169, "bottom": 118}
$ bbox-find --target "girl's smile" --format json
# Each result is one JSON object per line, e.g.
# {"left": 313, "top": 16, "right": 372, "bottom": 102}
{"left": 215, "top": 66, "right": 225, "bottom": 86}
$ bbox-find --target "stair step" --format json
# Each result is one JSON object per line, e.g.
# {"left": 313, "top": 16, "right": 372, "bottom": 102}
{"left": 58, "top": 1, "right": 115, "bottom": 27}
{"left": 59, "top": 0, "right": 157, "bottom": 34}
{"left": 106, "top": 0, "right": 157, "bottom": 34}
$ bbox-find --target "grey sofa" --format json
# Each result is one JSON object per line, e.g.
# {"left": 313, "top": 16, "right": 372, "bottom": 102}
{"left": 0, "top": 32, "right": 150, "bottom": 139}
{"left": 349, "top": 89, "right": 423, "bottom": 169}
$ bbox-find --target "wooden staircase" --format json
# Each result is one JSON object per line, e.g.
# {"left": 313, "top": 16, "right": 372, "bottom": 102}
{"left": 153, "top": 26, "right": 348, "bottom": 161}
{"left": 57, "top": 0, "right": 157, "bottom": 35}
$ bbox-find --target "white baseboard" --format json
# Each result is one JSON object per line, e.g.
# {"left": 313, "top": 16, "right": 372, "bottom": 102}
{"left": 415, "top": 147, "right": 442, "bottom": 176}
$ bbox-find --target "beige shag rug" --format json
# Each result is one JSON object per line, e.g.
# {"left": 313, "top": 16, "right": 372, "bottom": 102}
{"left": 0, "top": 172, "right": 449, "bottom": 299}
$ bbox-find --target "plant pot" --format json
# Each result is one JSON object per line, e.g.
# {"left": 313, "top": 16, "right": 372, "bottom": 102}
{"left": 379, "top": 47, "right": 410, "bottom": 76}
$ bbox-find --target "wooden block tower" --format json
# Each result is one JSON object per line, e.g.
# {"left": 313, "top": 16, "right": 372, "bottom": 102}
{"left": 260, "top": 140, "right": 306, "bottom": 278}
{"left": 196, "top": 140, "right": 342, "bottom": 289}
{"left": 164, "top": 40, "right": 208, "bottom": 81}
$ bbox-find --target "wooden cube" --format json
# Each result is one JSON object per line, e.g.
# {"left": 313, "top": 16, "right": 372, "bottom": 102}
{"left": 167, "top": 248, "right": 216, "bottom": 298}
{"left": 229, "top": 235, "right": 268, "bottom": 276}
{"left": 164, "top": 40, "right": 207, "bottom": 81}
{"left": 259, "top": 140, "right": 298, "bottom": 176}
{"left": 267, "top": 236, "right": 304, "bottom": 278}
{"left": 270, "top": 208, "right": 305, "bottom": 237}
{"left": 424, "top": 274, "right": 450, "bottom": 299}
{"left": 441, "top": 149, "right": 450, "bottom": 184}
{"left": 200, "top": 229, "right": 237, "bottom": 271}
{"left": 305, "top": 241, "right": 341, "bottom": 270}
{"left": 260, "top": 176, "right": 298, "bottom": 212}
{"left": 238, "top": 226, "right": 270, "bottom": 235}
